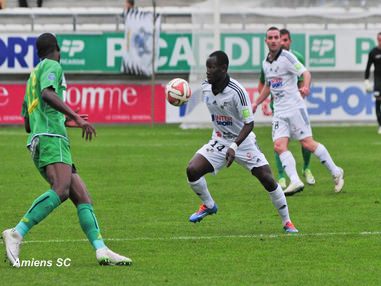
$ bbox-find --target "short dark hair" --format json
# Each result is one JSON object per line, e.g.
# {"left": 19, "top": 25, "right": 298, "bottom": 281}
{"left": 127, "top": 0, "right": 134, "bottom": 6}
{"left": 266, "top": 26, "right": 279, "bottom": 35}
{"left": 36, "top": 33, "right": 59, "bottom": 59}
{"left": 280, "top": 28, "right": 291, "bottom": 39}
{"left": 209, "top": 50, "right": 229, "bottom": 68}
{"left": 378, "top": 32, "right": 381, "bottom": 37}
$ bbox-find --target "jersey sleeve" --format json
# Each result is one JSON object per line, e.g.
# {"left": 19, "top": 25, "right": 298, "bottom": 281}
{"left": 284, "top": 51, "right": 306, "bottom": 77}
{"left": 233, "top": 84, "right": 254, "bottom": 124}
{"left": 293, "top": 50, "right": 305, "bottom": 82}
{"left": 39, "top": 61, "right": 63, "bottom": 93}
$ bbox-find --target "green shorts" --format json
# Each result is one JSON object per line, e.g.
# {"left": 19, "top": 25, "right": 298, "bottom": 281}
{"left": 29, "top": 135, "right": 72, "bottom": 179}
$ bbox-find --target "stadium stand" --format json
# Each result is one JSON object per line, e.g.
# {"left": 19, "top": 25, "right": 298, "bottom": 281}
{"left": 1, "top": 0, "right": 381, "bottom": 33}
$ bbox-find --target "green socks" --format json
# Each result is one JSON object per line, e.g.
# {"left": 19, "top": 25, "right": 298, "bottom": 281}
{"left": 14, "top": 193, "right": 106, "bottom": 251}
{"left": 274, "top": 151, "right": 285, "bottom": 179}
{"left": 15, "top": 189, "right": 61, "bottom": 237}
{"left": 302, "top": 146, "right": 312, "bottom": 171}
{"left": 77, "top": 204, "right": 106, "bottom": 250}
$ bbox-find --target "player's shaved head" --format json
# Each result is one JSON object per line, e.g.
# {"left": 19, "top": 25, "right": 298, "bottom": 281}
{"left": 36, "top": 33, "right": 59, "bottom": 59}
{"left": 209, "top": 50, "right": 229, "bottom": 68}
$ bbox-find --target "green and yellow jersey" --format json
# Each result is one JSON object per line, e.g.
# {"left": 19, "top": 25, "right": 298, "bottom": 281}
{"left": 21, "top": 59, "right": 68, "bottom": 146}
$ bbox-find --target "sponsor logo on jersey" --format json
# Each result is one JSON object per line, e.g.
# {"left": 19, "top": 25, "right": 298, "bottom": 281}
{"left": 47, "top": 73, "right": 56, "bottom": 81}
{"left": 270, "top": 77, "right": 283, "bottom": 89}
{"left": 211, "top": 114, "right": 233, "bottom": 126}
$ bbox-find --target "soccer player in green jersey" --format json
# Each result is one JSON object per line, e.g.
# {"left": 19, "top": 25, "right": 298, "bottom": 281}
{"left": 2, "top": 33, "right": 132, "bottom": 267}
{"left": 256, "top": 29, "right": 315, "bottom": 190}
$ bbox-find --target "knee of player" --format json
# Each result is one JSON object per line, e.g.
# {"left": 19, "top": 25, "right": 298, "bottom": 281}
{"left": 274, "top": 142, "right": 286, "bottom": 154}
{"left": 300, "top": 138, "right": 318, "bottom": 152}
{"left": 186, "top": 164, "right": 200, "bottom": 181}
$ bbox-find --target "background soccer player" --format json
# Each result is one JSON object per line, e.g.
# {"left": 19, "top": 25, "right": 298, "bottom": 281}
{"left": 2, "top": 33, "right": 132, "bottom": 267}
{"left": 364, "top": 32, "right": 381, "bottom": 134}
{"left": 186, "top": 50, "right": 298, "bottom": 233}
{"left": 252, "top": 27, "right": 344, "bottom": 196}
{"left": 257, "top": 28, "right": 315, "bottom": 189}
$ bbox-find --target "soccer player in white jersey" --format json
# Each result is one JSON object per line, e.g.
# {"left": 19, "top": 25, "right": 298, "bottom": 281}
{"left": 252, "top": 27, "right": 344, "bottom": 195}
{"left": 186, "top": 50, "right": 298, "bottom": 233}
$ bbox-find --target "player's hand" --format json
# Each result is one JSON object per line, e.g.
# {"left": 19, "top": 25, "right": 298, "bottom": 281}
{"left": 225, "top": 148, "right": 235, "bottom": 168}
{"left": 299, "top": 86, "right": 310, "bottom": 97}
{"left": 261, "top": 98, "right": 273, "bottom": 116}
{"left": 74, "top": 115, "right": 96, "bottom": 141}
{"left": 364, "top": 79, "right": 373, "bottom": 93}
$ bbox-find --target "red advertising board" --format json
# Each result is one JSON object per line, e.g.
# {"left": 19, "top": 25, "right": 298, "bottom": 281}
{"left": 0, "top": 84, "right": 166, "bottom": 124}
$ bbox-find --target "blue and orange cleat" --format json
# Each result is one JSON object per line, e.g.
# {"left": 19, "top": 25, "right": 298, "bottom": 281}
{"left": 189, "top": 204, "right": 218, "bottom": 223}
{"left": 283, "top": 221, "right": 299, "bottom": 233}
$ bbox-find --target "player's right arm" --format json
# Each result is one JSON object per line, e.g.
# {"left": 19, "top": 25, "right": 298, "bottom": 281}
{"left": 256, "top": 68, "right": 272, "bottom": 116}
{"left": 41, "top": 87, "right": 96, "bottom": 140}
{"left": 364, "top": 50, "right": 374, "bottom": 92}
{"left": 252, "top": 83, "right": 271, "bottom": 113}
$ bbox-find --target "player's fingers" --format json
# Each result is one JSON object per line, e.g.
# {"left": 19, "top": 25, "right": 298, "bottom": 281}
{"left": 226, "top": 157, "right": 234, "bottom": 168}
{"left": 82, "top": 128, "right": 85, "bottom": 138}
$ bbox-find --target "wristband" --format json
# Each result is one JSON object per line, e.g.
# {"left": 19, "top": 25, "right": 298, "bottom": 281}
{"left": 229, "top": 142, "right": 238, "bottom": 152}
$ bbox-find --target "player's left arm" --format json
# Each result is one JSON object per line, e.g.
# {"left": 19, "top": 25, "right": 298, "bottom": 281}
{"left": 299, "top": 70, "right": 311, "bottom": 97}
{"left": 21, "top": 98, "right": 31, "bottom": 133}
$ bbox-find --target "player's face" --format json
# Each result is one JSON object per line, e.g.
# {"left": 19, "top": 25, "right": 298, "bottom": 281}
{"left": 206, "top": 56, "right": 226, "bottom": 84}
{"left": 265, "top": 30, "right": 281, "bottom": 53}
{"left": 280, "top": 34, "right": 291, "bottom": 50}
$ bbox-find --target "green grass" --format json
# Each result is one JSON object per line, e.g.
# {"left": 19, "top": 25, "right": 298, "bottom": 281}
{"left": 0, "top": 125, "right": 380, "bottom": 285}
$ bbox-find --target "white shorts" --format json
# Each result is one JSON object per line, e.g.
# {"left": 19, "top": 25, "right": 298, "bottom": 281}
{"left": 196, "top": 133, "right": 269, "bottom": 174}
{"left": 272, "top": 108, "right": 312, "bottom": 141}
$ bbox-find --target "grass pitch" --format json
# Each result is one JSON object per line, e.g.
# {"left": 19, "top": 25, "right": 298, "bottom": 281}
{"left": 0, "top": 125, "right": 380, "bottom": 285}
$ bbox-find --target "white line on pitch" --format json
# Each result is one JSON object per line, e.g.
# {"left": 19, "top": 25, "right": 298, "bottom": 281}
{"left": 1, "top": 231, "right": 380, "bottom": 244}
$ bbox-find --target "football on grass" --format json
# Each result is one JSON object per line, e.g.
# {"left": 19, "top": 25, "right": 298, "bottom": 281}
{"left": 165, "top": 78, "right": 191, "bottom": 106}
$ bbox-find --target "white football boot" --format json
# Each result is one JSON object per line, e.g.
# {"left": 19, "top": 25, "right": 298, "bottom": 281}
{"left": 96, "top": 247, "right": 132, "bottom": 266}
{"left": 333, "top": 167, "right": 344, "bottom": 193}
{"left": 283, "top": 181, "right": 304, "bottom": 196}
{"left": 2, "top": 229, "right": 22, "bottom": 268}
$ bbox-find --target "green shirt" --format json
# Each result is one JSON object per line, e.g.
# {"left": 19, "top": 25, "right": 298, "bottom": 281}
{"left": 21, "top": 59, "right": 68, "bottom": 146}
{"left": 259, "top": 49, "right": 305, "bottom": 111}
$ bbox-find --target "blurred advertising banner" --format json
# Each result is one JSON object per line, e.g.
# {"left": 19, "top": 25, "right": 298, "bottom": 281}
{"left": 167, "top": 80, "right": 376, "bottom": 124}
{"left": 0, "top": 84, "right": 165, "bottom": 124}
{"left": 0, "top": 31, "right": 378, "bottom": 73}
{"left": 122, "top": 9, "right": 161, "bottom": 76}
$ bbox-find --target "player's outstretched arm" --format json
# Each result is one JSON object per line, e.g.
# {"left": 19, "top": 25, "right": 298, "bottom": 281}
{"left": 41, "top": 87, "right": 96, "bottom": 140}
{"left": 226, "top": 121, "right": 254, "bottom": 168}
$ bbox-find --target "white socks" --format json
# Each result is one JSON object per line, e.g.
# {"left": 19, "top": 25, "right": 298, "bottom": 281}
{"left": 269, "top": 184, "right": 290, "bottom": 225}
{"left": 313, "top": 143, "right": 340, "bottom": 176}
{"left": 188, "top": 177, "right": 215, "bottom": 209}
{"left": 279, "top": 151, "right": 301, "bottom": 183}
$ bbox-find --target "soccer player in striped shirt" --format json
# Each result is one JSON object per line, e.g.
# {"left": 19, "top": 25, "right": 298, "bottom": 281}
{"left": 257, "top": 28, "right": 316, "bottom": 189}
{"left": 253, "top": 27, "right": 344, "bottom": 196}
{"left": 186, "top": 50, "right": 298, "bottom": 233}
